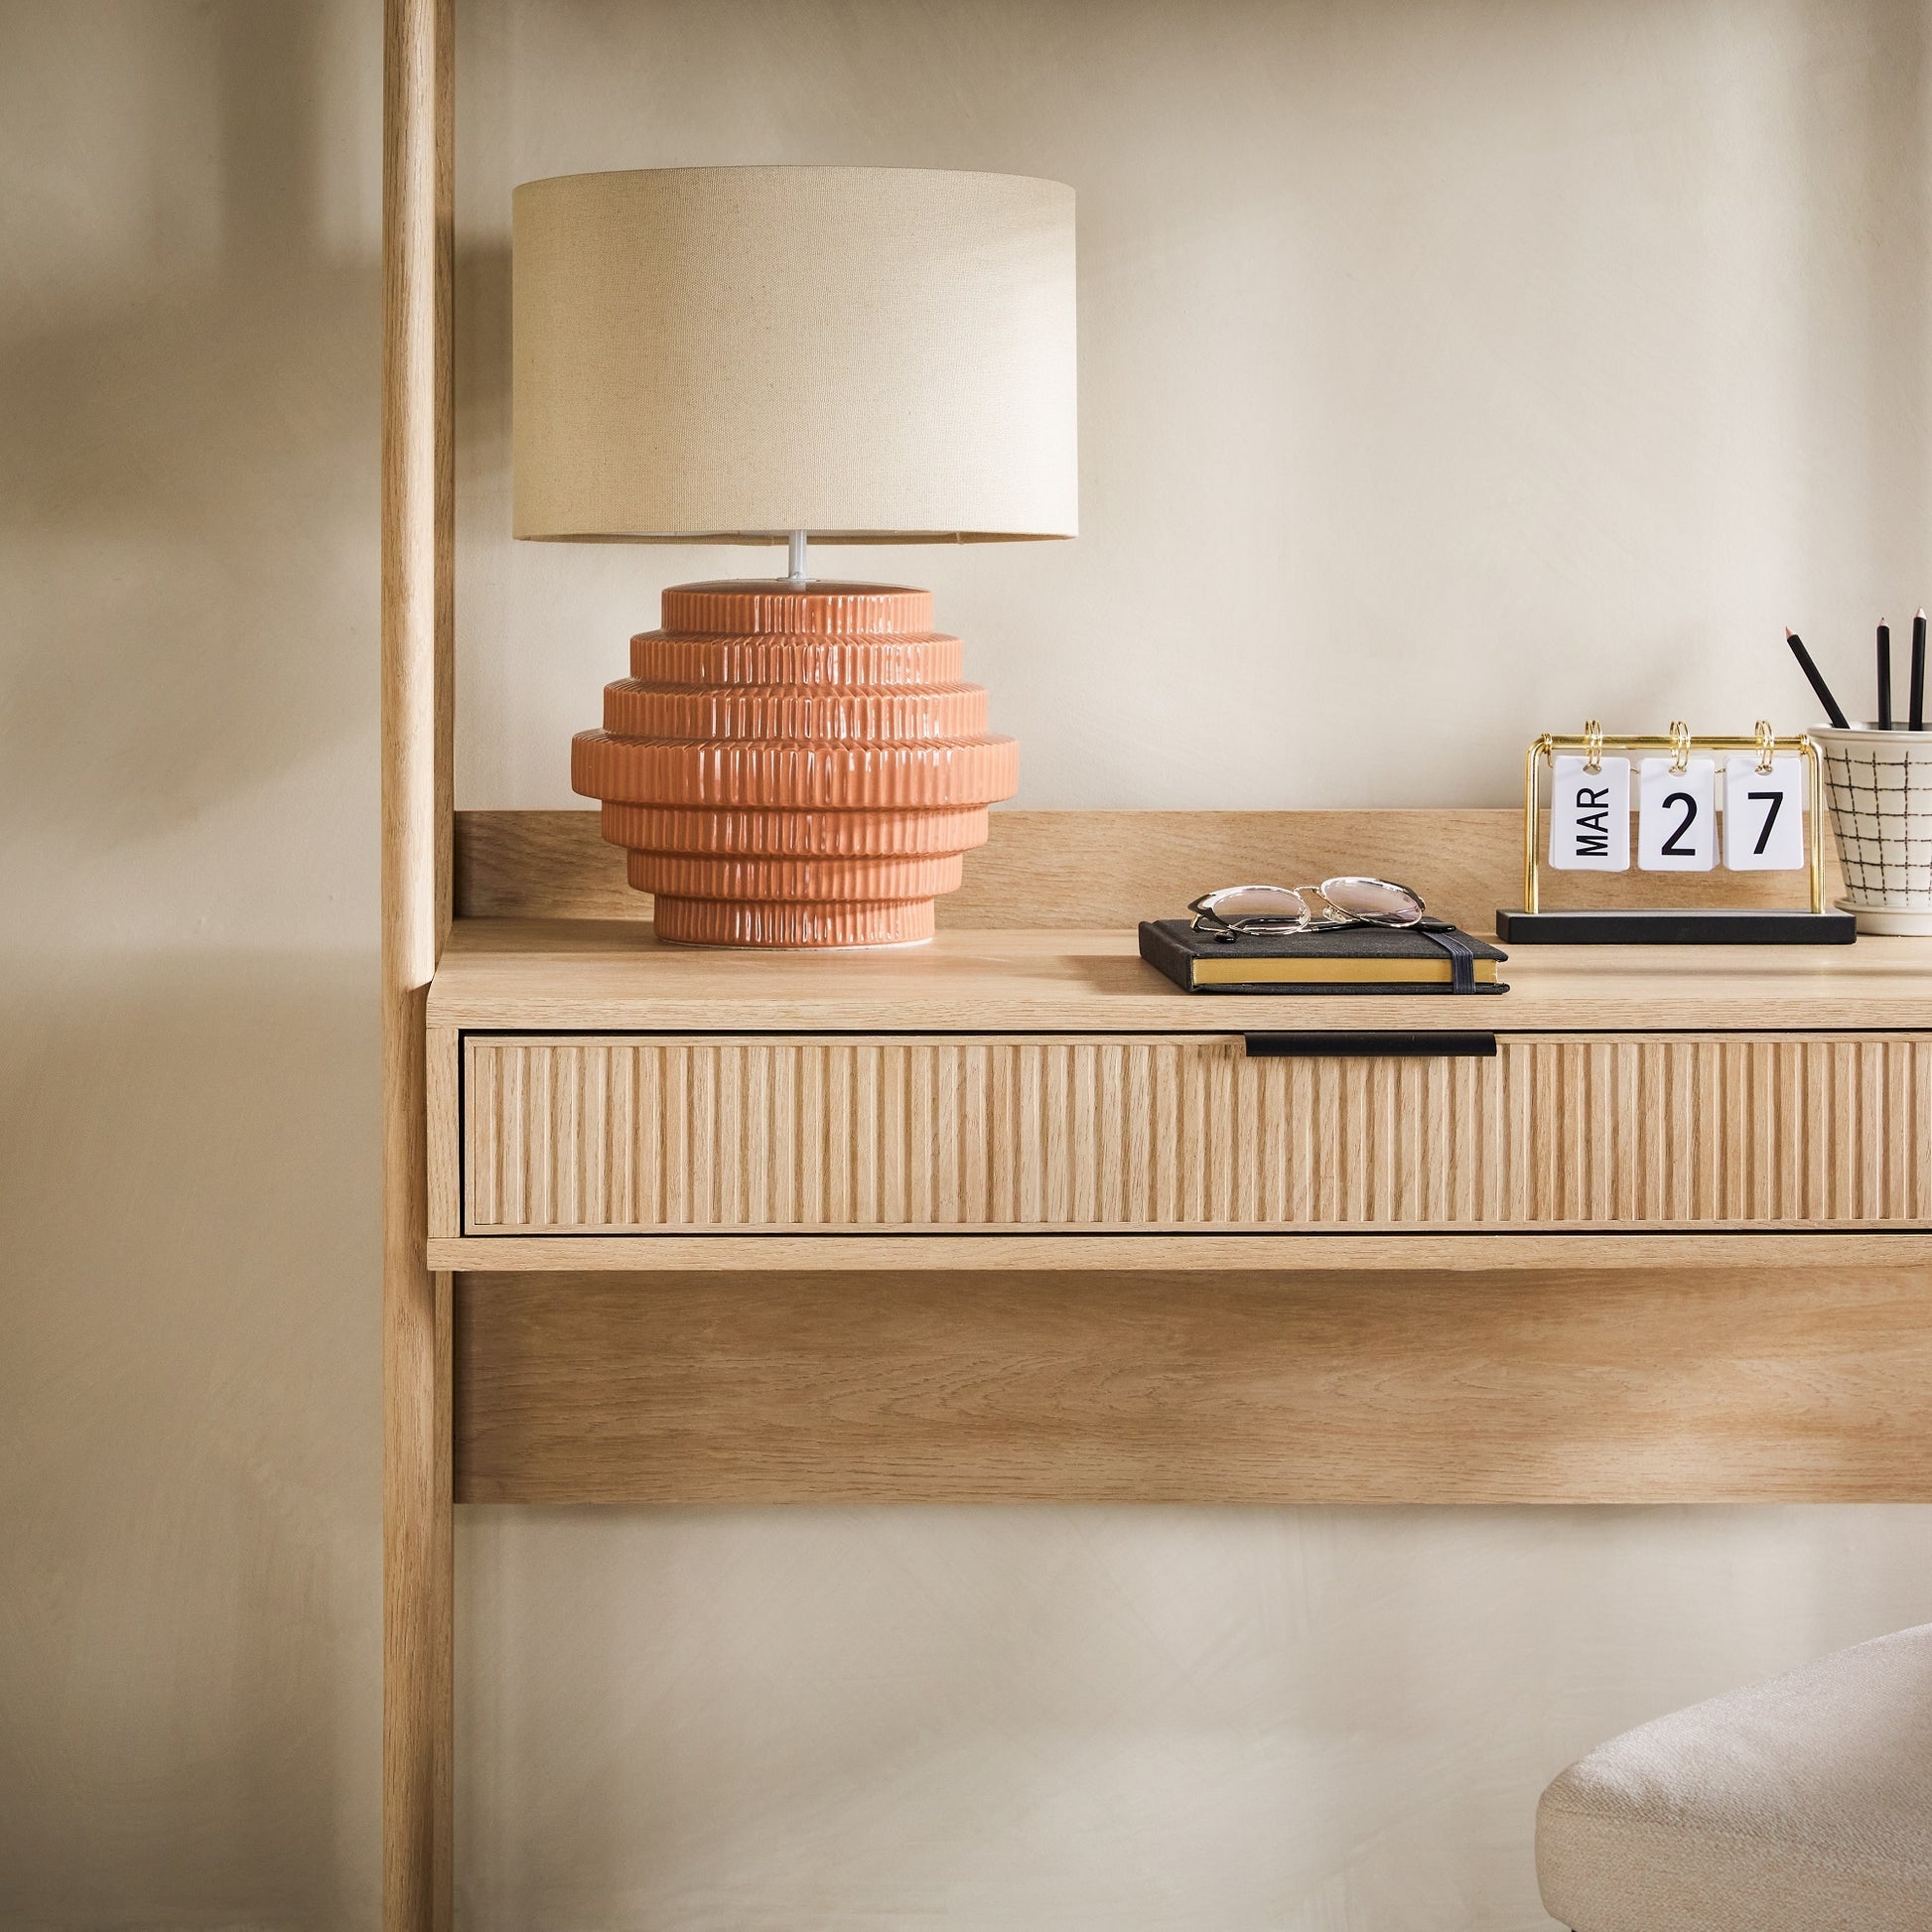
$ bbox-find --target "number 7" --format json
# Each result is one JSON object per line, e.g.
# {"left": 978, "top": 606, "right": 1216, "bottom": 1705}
{"left": 1724, "top": 755, "right": 1805, "bottom": 871}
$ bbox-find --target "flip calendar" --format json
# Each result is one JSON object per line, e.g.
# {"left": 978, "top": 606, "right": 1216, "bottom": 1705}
{"left": 1496, "top": 721, "right": 1852, "bottom": 945}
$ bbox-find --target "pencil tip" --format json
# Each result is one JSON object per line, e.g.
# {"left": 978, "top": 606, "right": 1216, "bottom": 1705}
{"left": 1785, "top": 628, "right": 1798, "bottom": 641}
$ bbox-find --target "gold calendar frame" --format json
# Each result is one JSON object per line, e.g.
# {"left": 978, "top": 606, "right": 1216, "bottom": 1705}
{"left": 1519, "top": 723, "right": 1827, "bottom": 916}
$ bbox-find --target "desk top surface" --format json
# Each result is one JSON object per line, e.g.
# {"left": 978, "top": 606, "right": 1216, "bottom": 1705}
{"left": 429, "top": 919, "right": 1932, "bottom": 1033}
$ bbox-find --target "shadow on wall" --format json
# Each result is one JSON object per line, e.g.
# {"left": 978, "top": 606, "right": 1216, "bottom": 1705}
{"left": 0, "top": 0, "right": 382, "bottom": 1924}
{"left": 0, "top": 955, "right": 379, "bottom": 1927}
{"left": 0, "top": 0, "right": 378, "bottom": 843}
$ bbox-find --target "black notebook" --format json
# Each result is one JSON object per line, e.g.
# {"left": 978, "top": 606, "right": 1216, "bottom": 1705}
{"left": 1138, "top": 919, "right": 1509, "bottom": 994}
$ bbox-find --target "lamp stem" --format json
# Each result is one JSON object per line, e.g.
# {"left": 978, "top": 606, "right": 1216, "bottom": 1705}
{"left": 786, "top": 529, "right": 807, "bottom": 587}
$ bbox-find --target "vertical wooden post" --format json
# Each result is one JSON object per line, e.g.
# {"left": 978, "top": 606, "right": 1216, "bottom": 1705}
{"left": 382, "top": 0, "right": 454, "bottom": 1927}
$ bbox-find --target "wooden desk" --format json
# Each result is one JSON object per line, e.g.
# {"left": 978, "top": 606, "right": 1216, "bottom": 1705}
{"left": 425, "top": 910, "right": 1932, "bottom": 1512}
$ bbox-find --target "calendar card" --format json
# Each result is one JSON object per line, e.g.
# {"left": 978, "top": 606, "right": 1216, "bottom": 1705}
{"left": 1549, "top": 755, "right": 1631, "bottom": 870}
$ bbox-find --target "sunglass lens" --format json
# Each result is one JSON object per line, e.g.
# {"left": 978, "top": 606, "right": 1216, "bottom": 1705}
{"left": 1190, "top": 886, "right": 1309, "bottom": 925}
{"left": 1317, "top": 877, "right": 1425, "bottom": 924}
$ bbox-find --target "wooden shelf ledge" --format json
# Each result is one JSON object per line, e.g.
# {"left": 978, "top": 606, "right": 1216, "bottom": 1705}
{"left": 428, "top": 918, "right": 1932, "bottom": 1034}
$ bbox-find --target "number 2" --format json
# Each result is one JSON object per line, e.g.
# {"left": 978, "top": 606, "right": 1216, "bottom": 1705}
{"left": 1638, "top": 757, "right": 1715, "bottom": 870}
{"left": 1660, "top": 791, "right": 1699, "bottom": 856}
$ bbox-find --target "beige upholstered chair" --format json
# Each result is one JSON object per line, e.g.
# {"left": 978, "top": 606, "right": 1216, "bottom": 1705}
{"left": 1537, "top": 1623, "right": 1932, "bottom": 1931}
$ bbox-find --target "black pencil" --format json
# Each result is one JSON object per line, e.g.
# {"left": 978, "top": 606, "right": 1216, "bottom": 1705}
{"left": 1786, "top": 628, "right": 1850, "bottom": 729}
{"left": 1878, "top": 622, "right": 1893, "bottom": 729}
{"left": 1913, "top": 609, "right": 1927, "bottom": 731}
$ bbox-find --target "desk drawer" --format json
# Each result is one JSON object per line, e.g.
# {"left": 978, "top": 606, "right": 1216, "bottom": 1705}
{"left": 460, "top": 1033, "right": 1932, "bottom": 1234}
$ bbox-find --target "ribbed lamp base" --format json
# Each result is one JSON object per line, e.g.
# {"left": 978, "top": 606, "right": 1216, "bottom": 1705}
{"left": 649, "top": 896, "right": 937, "bottom": 949}
{"left": 570, "top": 581, "right": 1019, "bottom": 949}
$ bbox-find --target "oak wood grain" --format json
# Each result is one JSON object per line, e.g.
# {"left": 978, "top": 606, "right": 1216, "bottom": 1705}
{"left": 427, "top": 1231, "right": 1932, "bottom": 1272}
{"left": 455, "top": 807, "right": 1850, "bottom": 930}
{"left": 459, "top": 1031, "right": 1932, "bottom": 1234}
{"left": 427, "top": 920, "right": 1932, "bottom": 1034}
{"left": 381, "top": 0, "right": 453, "bottom": 1927}
{"left": 426, "top": 1026, "right": 461, "bottom": 1240}
{"left": 452, "top": 1263, "right": 1932, "bottom": 1504}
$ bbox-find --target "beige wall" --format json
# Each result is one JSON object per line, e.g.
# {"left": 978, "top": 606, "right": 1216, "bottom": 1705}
{"left": 5, "top": 1, "right": 1932, "bottom": 1927}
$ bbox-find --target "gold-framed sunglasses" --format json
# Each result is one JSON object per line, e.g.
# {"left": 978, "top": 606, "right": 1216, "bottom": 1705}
{"left": 1187, "top": 878, "right": 1429, "bottom": 943}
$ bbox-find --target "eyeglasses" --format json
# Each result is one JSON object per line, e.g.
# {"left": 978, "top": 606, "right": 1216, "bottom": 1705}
{"left": 1187, "top": 877, "right": 1428, "bottom": 943}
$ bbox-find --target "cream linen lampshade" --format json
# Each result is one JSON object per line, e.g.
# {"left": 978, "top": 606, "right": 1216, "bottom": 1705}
{"left": 512, "top": 165, "right": 1078, "bottom": 949}
{"left": 512, "top": 166, "right": 1077, "bottom": 543}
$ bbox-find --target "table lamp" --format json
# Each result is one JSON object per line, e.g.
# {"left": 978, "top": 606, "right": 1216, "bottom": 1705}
{"left": 512, "top": 165, "right": 1078, "bottom": 947}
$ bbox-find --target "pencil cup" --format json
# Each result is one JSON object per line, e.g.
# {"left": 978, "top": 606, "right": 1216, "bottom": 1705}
{"left": 1812, "top": 724, "right": 1932, "bottom": 934}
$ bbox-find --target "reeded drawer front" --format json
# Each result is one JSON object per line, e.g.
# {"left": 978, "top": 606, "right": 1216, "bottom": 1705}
{"left": 461, "top": 1033, "right": 1932, "bottom": 1234}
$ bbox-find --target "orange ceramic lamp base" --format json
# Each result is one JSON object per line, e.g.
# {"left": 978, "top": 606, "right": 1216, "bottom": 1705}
{"left": 571, "top": 582, "right": 1019, "bottom": 947}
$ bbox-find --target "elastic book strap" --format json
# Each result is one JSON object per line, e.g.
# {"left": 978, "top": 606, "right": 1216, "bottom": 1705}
{"left": 1415, "top": 924, "right": 1477, "bottom": 992}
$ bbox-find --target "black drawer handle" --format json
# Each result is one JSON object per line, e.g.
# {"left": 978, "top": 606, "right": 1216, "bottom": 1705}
{"left": 1243, "top": 1031, "right": 1497, "bottom": 1058}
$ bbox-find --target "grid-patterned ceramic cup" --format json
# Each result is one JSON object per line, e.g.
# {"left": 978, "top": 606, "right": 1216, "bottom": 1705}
{"left": 1814, "top": 724, "right": 1932, "bottom": 934}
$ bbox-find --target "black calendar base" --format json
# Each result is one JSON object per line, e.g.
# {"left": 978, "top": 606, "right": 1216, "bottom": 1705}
{"left": 1495, "top": 908, "right": 1858, "bottom": 945}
